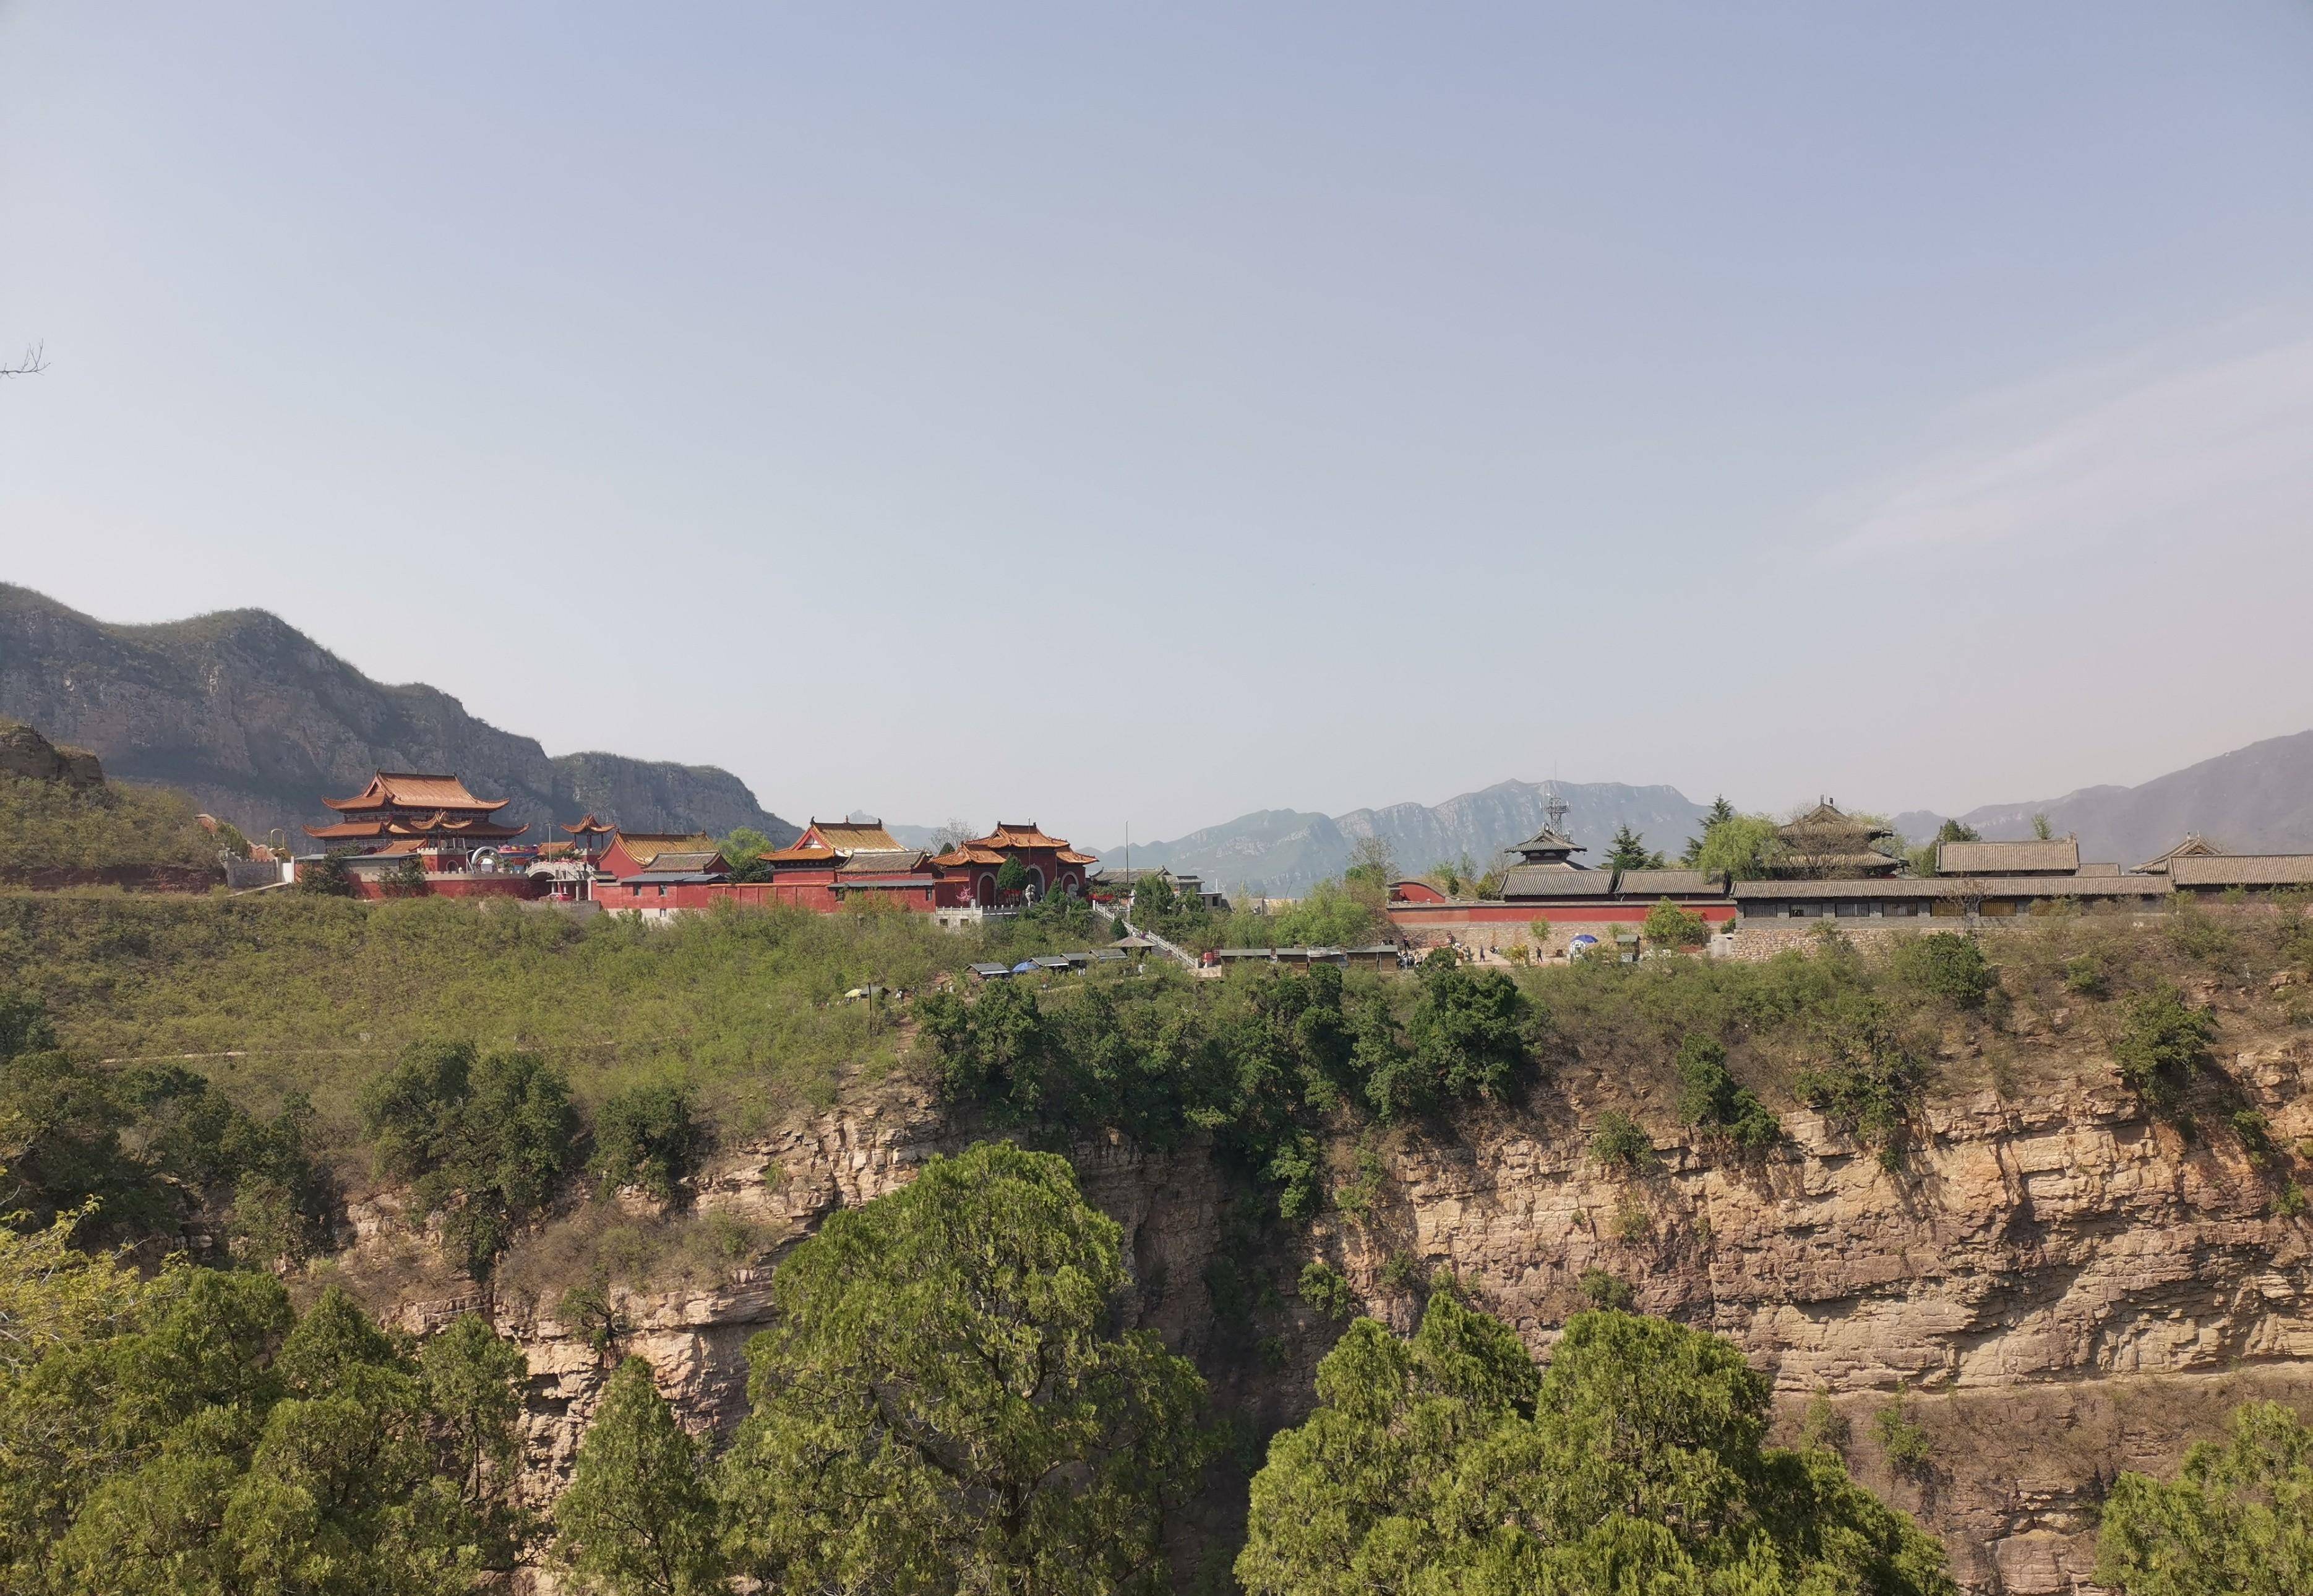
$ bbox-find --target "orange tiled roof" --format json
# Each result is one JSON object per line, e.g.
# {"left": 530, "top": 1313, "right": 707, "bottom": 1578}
{"left": 769, "top": 817, "right": 902, "bottom": 863}
{"left": 1057, "top": 849, "right": 1099, "bottom": 865}
{"left": 562, "top": 813, "right": 614, "bottom": 834}
{"left": 305, "top": 814, "right": 527, "bottom": 842}
{"left": 322, "top": 771, "right": 509, "bottom": 813}
{"left": 932, "top": 845, "right": 1008, "bottom": 867}
{"left": 974, "top": 822, "right": 1068, "bottom": 849}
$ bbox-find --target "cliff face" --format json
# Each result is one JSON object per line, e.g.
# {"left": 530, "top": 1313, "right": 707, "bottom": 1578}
{"left": 366, "top": 1010, "right": 2313, "bottom": 1594}
{"left": 0, "top": 585, "right": 796, "bottom": 844}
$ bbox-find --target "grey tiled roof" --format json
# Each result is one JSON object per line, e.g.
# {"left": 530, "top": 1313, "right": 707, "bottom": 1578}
{"left": 2168, "top": 855, "right": 2313, "bottom": 888}
{"left": 1502, "top": 865, "right": 1615, "bottom": 898}
{"left": 1615, "top": 869, "right": 1728, "bottom": 898}
{"left": 1733, "top": 875, "right": 2171, "bottom": 901}
{"left": 639, "top": 851, "right": 723, "bottom": 874}
{"left": 1936, "top": 839, "right": 2080, "bottom": 875}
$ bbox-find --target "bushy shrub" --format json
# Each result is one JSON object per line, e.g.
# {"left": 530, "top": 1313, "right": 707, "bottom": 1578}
{"left": 591, "top": 1081, "right": 702, "bottom": 1202}
{"left": 1298, "top": 1259, "right": 1356, "bottom": 1321}
{"left": 1800, "top": 1387, "right": 1852, "bottom": 1454}
{"left": 2062, "top": 953, "right": 2111, "bottom": 998}
{"left": 1874, "top": 1395, "right": 1933, "bottom": 1478}
{"left": 1892, "top": 932, "right": 1996, "bottom": 1009}
{"left": 1671, "top": 1034, "right": 1781, "bottom": 1151}
{"left": 360, "top": 1040, "right": 578, "bottom": 1275}
{"left": 1577, "top": 1267, "right": 1634, "bottom": 1310}
{"left": 1642, "top": 898, "right": 1710, "bottom": 949}
{"left": 299, "top": 847, "right": 358, "bottom": 896}
{"left": 2111, "top": 985, "right": 2216, "bottom": 1111}
{"left": 1791, "top": 993, "right": 1929, "bottom": 1164}
{"left": 1590, "top": 1110, "right": 1654, "bottom": 1172}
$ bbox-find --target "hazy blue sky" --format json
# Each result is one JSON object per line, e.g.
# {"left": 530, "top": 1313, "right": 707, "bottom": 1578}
{"left": 5, "top": 2, "right": 2312, "bottom": 843}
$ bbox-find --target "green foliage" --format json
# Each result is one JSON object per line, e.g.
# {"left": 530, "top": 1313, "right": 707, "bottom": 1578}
{"left": 995, "top": 854, "right": 1032, "bottom": 896}
{"left": 2096, "top": 1400, "right": 2313, "bottom": 1595}
{"left": 1890, "top": 932, "right": 1997, "bottom": 1009}
{"left": 1236, "top": 1298, "right": 1955, "bottom": 1596}
{"left": 1577, "top": 1268, "right": 1633, "bottom": 1311}
{"left": 718, "top": 1141, "right": 1211, "bottom": 1595}
{"left": 1800, "top": 1387, "right": 1851, "bottom": 1453}
{"left": 2277, "top": 1182, "right": 2309, "bottom": 1220}
{"left": 1604, "top": 823, "right": 1668, "bottom": 871}
{"left": 591, "top": 1083, "right": 702, "bottom": 1202}
{"left": 1214, "top": 878, "right": 1386, "bottom": 951}
{"left": 0, "top": 994, "right": 330, "bottom": 1257}
{"left": 2064, "top": 953, "right": 2111, "bottom": 997}
{"left": 718, "top": 828, "right": 775, "bottom": 885}
{"left": 1589, "top": 1110, "right": 1655, "bottom": 1173}
{"left": 359, "top": 1040, "right": 578, "bottom": 1276}
{"left": 1681, "top": 796, "right": 1740, "bottom": 865}
{"left": 2113, "top": 985, "right": 2218, "bottom": 1110}
{"left": 0, "top": 770, "right": 220, "bottom": 875}
{"left": 384, "top": 855, "right": 429, "bottom": 896}
{"left": 1298, "top": 1260, "right": 1357, "bottom": 1321}
{"left": 1873, "top": 1395, "right": 1933, "bottom": 1477}
{"left": 0, "top": 1269, "right": 529, "bottom": 1595}
{"left": 1688, "top": 813, "right": 1783, "bottom": 881}
{"left": 1672, "top": 1034, "right": 1782, "bottom": 1151}
{"left": 299, "top": 847, "right": 358, "bottom": 896}
{"left": 0, "top": 895, "right": 1051, "bottom": 1143}
{"left": 922, "top": 961, "right": 1530, "bottom": 1216}
{"left": 1791, "top": 993, "right": 1929, "bottom": 1161}
{"left": 1642, "top": 897, "right": 1710, "bottom": 949}
{"left": 555, "top": 1357, "right": 723, "bottom": 1595}
{"left": 1936, "top": 820, "right": 1980, "bottom": 844}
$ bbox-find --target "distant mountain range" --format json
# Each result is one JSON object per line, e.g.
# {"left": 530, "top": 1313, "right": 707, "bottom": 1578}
{"left": 1892, "top": 729, "right": 2313, "bottom": 867}
{"left": 1102, "top": 781, "right": 1716, "bottom": 898}
{"left": 0, "top": 584, "right": 797, "bottom": 847}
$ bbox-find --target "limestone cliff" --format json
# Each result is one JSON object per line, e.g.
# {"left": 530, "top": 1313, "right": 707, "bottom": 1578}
{"left": 350, "top": 994, "right": 2313, "bottom": 1594}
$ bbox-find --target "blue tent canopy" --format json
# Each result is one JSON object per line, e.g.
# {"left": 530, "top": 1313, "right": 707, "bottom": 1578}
{"left": 1012, "top": 960, "right": 1039, "bottom": 974}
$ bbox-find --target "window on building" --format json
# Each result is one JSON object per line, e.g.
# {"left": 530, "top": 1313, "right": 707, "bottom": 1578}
{"left": 1835, "top": 901, "right": 1871, "bottom": 918}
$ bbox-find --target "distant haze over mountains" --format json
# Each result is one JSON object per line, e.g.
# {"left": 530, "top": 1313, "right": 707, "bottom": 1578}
{"left": 1892, "top": 729, "right": 2313, "bottom": 869}
{"left": 1101, "top": 782, "right": 1715, "bottom": 898}
{"left": 0, "top": 585, "right": 797, "bottom": 847}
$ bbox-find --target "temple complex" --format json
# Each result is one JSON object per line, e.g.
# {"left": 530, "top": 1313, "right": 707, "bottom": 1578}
{"left": 303, "top": 771, "right": 527, "bottom": 864}
{"left": 930, "top": 822, "right": 1100, "bottom": 907}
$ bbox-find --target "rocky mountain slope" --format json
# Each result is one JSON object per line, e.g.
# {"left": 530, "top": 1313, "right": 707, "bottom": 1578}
{"left": 1895, "top": 727, "right": 2313, "bottom": 865}
{"left": 1107, "top": 780, "right": 1714, "bottom": 896}
{"left": 0, "top": 584, "right": 796, "bottom": 845}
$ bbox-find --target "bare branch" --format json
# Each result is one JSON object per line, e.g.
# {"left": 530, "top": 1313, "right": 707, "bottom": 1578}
{"left": 1, "top": 343, "right": 48, "bottom": 377}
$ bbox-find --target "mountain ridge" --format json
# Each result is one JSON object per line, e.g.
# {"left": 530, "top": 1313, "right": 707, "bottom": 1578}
{"left": 1105, "top": 780, "right": 1714, "bottom": 896}
{"left": 1892, "top": 728, "right": 2313, "bottom": 867}
{"left": 0, "top": 583, "right": 797, "bottom": 846}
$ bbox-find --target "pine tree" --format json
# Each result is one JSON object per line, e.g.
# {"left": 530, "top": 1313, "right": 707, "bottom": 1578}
{"left": 556, "top": 1357, "right": 723, "bottom": 1596}
{"left": 1605, "top": 824, "right": 1666, "bottom": 871}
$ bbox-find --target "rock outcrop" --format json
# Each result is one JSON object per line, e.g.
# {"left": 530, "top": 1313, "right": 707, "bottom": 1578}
{"left": 0, "top": 718, "right": 103, "bottom": 788}
{"left": 354, "top": 1021, "right": 2312, "bottom": 1593}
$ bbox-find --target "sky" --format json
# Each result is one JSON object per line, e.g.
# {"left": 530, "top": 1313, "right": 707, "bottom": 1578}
{"left": 4, "top": 2, "right": 2312, "bottom": 844}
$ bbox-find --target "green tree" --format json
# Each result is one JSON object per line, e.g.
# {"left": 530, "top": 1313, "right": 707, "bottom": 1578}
{"left": 298, "top": 847, "right": 358, "bottom": 896}
{"left": 2031, "top": 812, "right": 2056, "bottom": 841}
{"left": 2113, "top": 986, "right": 2217, "bottom": 1111}
{"left": 995, "top": 855, "right": 1032, "bottom": 898}
{"left": 717, "top": 1141, "right": 1211, "bottom": 1595}
{"left": 1642, "top": 898, "right": 1710, "bottom": 949}
{"left": 2096, "top": 1400, "right": 2313, "bottom": 1595}
{"left": 1935, "top": 819, "right": 1980, "bottom": 844}
{"left": 1691, "top": 813, "right": 1783, "bottom": 881}
{"left": 359, "top": 1040, "right": 578, "bottom": 1276}
{"left": 0, "top": 1270, "right": 527, "bottom": 1596}
{"left": 719, "top": 827, "right": 775, "bottom": 884}
{"left": 384, "top": 855, "right": 429, "bottom": 896}
{"left": 591, "top": 1083, "right": 701, "bottom": 1203}
{"left": 1672, "top": 1035, "right": 1780, "bottom": 1151}
{"left": 1372, "top": 959, "right": 1530, "bottom": 1120}
{"left": 556, "top": 1357, "right": 723, "bottom": 1596}
{"left": 1604, "top": 824, "right": 1667, "bottom": 871}
{"left": 1890, "top": 932, "right": 1996, "bottom": 1008}
{"left": 1681, "top": 797, "right": 1740, "bottom": 865}
{"left": 1237, "top": 1297, "right": 1954, "bottom": 1596}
